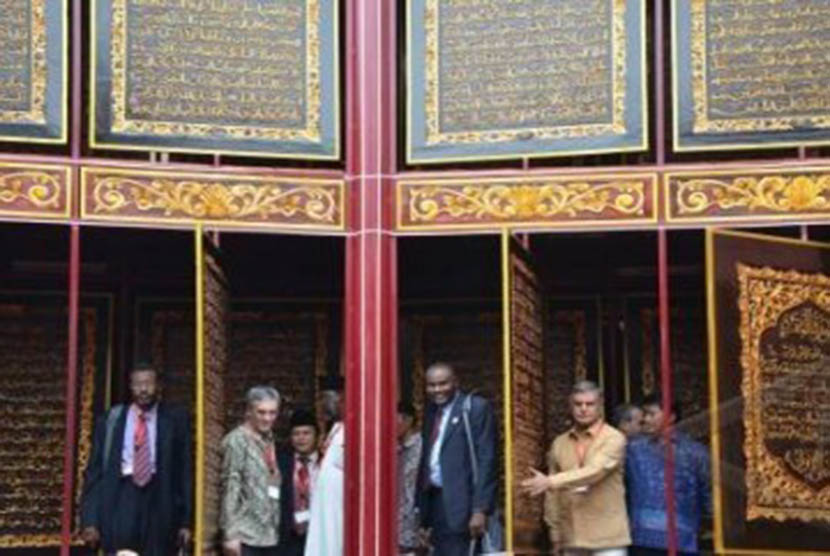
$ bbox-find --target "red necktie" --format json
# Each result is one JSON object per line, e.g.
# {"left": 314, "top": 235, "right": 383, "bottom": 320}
{"left": 132, "top": 410, "right": 152, "bottom": 487}
{"left": 430, "top": 406, "right": 445, "bottom": 448}
{"left": 294, "top": 457, "right": 311, "bottom": 534}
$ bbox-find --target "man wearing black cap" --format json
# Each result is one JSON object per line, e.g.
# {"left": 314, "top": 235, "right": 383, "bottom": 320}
{"left": 305, "top": 375, "right": 345, "bottom": 556}
{"left": 278, "top": 408, "right": 321, "bottom": 556}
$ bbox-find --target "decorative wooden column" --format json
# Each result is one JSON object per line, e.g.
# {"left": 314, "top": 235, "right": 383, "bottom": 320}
{"left": 343, "top": 0, "right": 399, "bottom": 553}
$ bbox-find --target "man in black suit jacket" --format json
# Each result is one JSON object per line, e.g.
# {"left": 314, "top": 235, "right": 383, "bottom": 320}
{"left": 80, "top": 365, "right": 192, "bottom": 556}
{"left": 277, "top": 409, "right": 320, "bottom": 556}
{"left": 416, "top": 362, "right": 497, "bottom": 556}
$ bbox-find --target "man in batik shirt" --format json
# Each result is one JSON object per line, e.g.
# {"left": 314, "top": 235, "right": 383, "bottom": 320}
{"left": 221, "top": 386, "right": 283, "bottom": 556}
{"left": 397, "top": 402, "right": 422, "bottom": 554}
{"left": 625, "top": 393, "right": 711, "bottom": 556}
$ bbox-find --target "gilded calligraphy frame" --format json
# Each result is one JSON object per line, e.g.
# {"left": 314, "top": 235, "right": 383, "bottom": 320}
{"left": 90, "top": 0, "right": 340, "bottom": 159}
{"left": 0, "top": 0, "right": 67, "bottom": 143}
{"left": 406, "top": 0, "right": 648, "bottom": 163}
{"left": 738, "top": 263, "right": 830, "bottom": 523}
{"left": 707, "top": 229, "right": 830, "bottom": 555}
{"left": 673, "top": 0, "right": 830, "bottom": 151}
{"left": 0, "top": 292, "right": 112, "bottom": 548}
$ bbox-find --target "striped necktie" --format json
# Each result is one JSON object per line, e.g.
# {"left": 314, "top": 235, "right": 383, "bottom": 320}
{"left": 132, "top": 410, "right": 152, "bottom": 487}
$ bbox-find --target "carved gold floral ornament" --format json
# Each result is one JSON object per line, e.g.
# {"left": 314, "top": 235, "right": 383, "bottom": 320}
{"left": 738, "top": 264, "right": 830, "bottom": 522}
{"left": 0, "top": 171, "right": 63, "bottom": 209}
{"left": 676, "top": 174, "right": 830, "bottom": 215}
{"left": 408, "top": 180, "right": 646, "bottom": 223}
{"left": 90, "top": 176, "right": 340, "bottom": 224}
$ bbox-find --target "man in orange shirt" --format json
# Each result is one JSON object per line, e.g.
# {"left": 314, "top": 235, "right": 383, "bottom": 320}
{"left": 522, "top": 380, "right": 630, "bottom": 556}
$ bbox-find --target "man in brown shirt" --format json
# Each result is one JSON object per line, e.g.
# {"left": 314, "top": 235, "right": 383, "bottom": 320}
{"left": 522, "top": 380, "right": 630, "bottom": 556}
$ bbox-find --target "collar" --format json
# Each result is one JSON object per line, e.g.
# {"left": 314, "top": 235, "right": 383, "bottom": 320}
{"left": 647, "top": 428, "right": 683, "bottom": 445}
{"left": 436, "top": 391, "right": 460, "bottom": 413}
{"left": 569, "top": 419, "right": 604, "bottom": 440}
{"left": 295, "top": 451, "right": 319, "bottom": 464}
{"left": 131, "top": 402, "right": 158, "bottom": 419}
{"left": 243, "top": 423, "right": 274, "bottom": 444}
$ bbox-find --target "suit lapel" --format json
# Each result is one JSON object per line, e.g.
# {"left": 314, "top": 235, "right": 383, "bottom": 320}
{"left": 156, "top": 403, "right": 170, "bottom": 473}
{"left": 111, "top": 407, "right": 129, "bottom": 475}
{"left": 439, "top": 394, "right": 464, "bottom": 454}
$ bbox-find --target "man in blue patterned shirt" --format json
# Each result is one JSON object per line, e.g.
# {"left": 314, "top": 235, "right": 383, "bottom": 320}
{"left": 625, "top": 393, "right": 711, "bottom": 556}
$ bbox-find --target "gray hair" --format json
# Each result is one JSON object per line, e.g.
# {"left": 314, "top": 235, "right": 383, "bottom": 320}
{"left": 246, "top": 385, "right": 281, "bottom": 409}
{"left": 571, "top": 380, "right": 603, "bottom": 399}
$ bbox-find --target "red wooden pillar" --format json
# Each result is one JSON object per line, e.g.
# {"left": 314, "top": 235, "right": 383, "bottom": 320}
{"left": 343, "top": 0, "right": 399, "bottom": 553}
{"left": 60, "top": 224, "right": 81, "bottom": 555}
{"left": 657, "top": 229, "right": 678, "bottom": 556}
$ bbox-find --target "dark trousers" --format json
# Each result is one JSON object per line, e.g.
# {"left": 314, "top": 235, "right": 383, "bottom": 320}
{"left": 110, "top": 477, "right": 168, "bottom": 556}
{"left": 242, "top": 544, "right": 280, "bottom": 556}
{"left": 277, "top": 532, "right": 307, "bottom": 556}
{"left": 631, "top": 547, "right": 697, "bottom": 556}
{"left": 426, "top": 488, "right": 479, "bottom": 556}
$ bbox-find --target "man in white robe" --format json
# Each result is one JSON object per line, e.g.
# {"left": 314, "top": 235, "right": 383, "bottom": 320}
{"left": 304, "top": 376, "right": 344, "bottom": 556}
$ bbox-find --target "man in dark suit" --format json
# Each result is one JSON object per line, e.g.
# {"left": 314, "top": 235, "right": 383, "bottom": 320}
{"left": 416, "top": 362, "right": 497, "bottom": 556}
{"left": 277, "top": 409, "right": 320, "bottom": 556}
{"left": 80, "top": 365, "right": 192, "bottom": 556}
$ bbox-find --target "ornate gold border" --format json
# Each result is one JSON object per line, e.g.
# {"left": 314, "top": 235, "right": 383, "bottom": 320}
{"left": 396, "top": 173, "right": 658, "bottom": 231}
{"left": 109, "top": 0, "right": 319, "bottom": 142}
{"left": 423, "top": 0, "right": 625, "bottom": 145}
{"left": 738, "top": 263, "right": 830, "bottom": 523}
{"left": 0, "top": 0, "right": 47, "bottom": 125}
{"left": 690, "top": 1, "right": 830, "bottom": 136}
{"left": 706, "top": 229, "right": 830, "bottom": 555}
{"left": 665, "top": 166, "right": 830, "bottom": 224}
{"left": 0, "top": 293, "right": 109, "bottom": 548}
{"left": 672, "top": 1, "right": 830, "bottom": 152}
{"left": 407, "top": 0, "right": 648, "bottom": 163}
{"left": 0, "top": 0, "right": 68, "bottom": 144}
{"left": 89, "top": 0, "right": 340, "bottom": 159}
{"left": 0, "top": 162, "right": 71, "bottom": 220}
{"left": 80, "top": 166, "right": 346, "bottom": 231}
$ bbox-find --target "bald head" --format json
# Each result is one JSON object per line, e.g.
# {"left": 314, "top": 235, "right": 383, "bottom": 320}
{"left": 425, "top": 362, "right": 458, "bottom": 406}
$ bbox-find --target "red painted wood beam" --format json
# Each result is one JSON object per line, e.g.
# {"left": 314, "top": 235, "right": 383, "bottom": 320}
{"left": 343, "top": 0, "right": 399, "bottom": 553}
{"left": 60, "top": 223, "right": 80, "bottom": 555}
{"left": 658, "top": 229, "right": 679, "bottom": 556}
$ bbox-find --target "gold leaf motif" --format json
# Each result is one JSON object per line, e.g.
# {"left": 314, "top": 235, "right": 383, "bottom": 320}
{"left": 0, "top": 0, "right": 48, "bottom": 125}
{"left": 688, "top": 0, "right": 830, "bottom": 134}
{"left": 91, "top": 177, "right": 339, "bottom": 224}
{"left": 676, "top": 175, "right": 830, "bottom": 215}
{"left": 408, "top": 181, "right": 646, "bottom": 222}
{"left": 0, "top": 171, "right": 62, "bottom": 209}
{"left": 108, "top": 0, "right": 322, "bottom": 141}
{"left": 738, "top": 264, "right": 830, "bottom": 523}
{"left": 422, "top": 0, "right": 629, "bottom": 145}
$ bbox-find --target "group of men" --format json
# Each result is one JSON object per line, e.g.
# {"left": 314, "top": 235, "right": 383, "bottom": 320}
{"left": 396, "top": 370, "right": 711, "bottom": 556}
{"left": 79, "top": 361, "right": 708, "bottom": 556}
{"left": 80, "top": 366, "right": 345, "bottom": 556}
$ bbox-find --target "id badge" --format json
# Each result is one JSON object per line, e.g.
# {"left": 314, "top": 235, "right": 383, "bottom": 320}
{"left": 294, "top": 510, "right": 311, "bottom": 524}
{"left": 267, "top": 485, "right": 281, "bottom": 500}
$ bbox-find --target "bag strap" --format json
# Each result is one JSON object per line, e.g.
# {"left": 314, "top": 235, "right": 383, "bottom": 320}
{"left": 103, "top": 404, "right": 124, "bottom": 471}
{"left": 461, "top": 394, "right": 478, "bottom": 485}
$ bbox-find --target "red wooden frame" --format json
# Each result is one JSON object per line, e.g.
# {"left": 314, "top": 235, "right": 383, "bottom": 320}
{"left": 0, "top": 1, "right": 823, "bottom": 553}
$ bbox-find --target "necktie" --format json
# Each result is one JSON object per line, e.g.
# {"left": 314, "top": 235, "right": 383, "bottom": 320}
{"left": 295, "top": 456, "right": 311, "bottom": 533}
{"left": 422, "top": 406, "right": 445, "bottom": 490}
{"left": 132, "top": 410, "right": 152, "bottom": 487}
{"left": 430, "top": 406, "right": 445, "bottom": 449}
